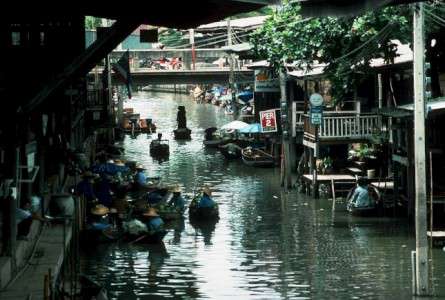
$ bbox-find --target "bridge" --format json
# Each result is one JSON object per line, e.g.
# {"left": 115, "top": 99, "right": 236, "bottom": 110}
{"left": 110, "top": 68, "right": 254, "bottom": 85}
{"left": 111, "top": 48, "right": 230, "bottom": 71}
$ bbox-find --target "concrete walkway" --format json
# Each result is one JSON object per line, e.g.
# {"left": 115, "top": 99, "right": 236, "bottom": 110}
{"left": 0, "top": 223, "right": 72, "bottom": 299}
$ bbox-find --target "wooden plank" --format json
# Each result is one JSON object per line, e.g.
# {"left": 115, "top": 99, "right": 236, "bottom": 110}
{"left": 302, "top": 174, "right": 355, "bottom": 182}
{"left": 427, "top": 231, "right": 445, "bottom": 238}
{"left": 303, "top": 139, "right": 316, "bottom": 149}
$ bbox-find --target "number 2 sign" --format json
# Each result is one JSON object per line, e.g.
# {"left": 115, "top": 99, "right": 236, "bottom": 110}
{"left": 260, "top": 109, "right": 278, "bottom": 133}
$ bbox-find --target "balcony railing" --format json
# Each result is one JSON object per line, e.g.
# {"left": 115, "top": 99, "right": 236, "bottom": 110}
{"left": 302, "top": 113, "right": 381, "bottom": 140}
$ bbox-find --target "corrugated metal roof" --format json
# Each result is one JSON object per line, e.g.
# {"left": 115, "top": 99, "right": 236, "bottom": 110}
{"left": 197, "top": 16, "right": 268, "bottom": 31}
{"left": 370, "top": 41, "right": 413, "bottom": 68}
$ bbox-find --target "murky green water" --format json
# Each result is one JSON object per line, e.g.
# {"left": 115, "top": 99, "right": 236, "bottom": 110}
{"left": 81, "top": 92, "right": 445, "bottom": 299}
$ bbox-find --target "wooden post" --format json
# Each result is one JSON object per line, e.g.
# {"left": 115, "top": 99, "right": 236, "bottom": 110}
{"left": 313, "top": 126, "right": 319, "bottom": 198}
{"left": 429, "top": 151, "right": 433, "bottom": 250}
{"left": 280, "top": 70, "right": 292, "bottom": 190}
{"left": 227, "top": 19, "right": 237, "bottom": 116}
{"left": 413, "top": 3, "right": 430, "bottom": 296}
{"left": 378, "top": 73, "right": 383, "bottom": 109}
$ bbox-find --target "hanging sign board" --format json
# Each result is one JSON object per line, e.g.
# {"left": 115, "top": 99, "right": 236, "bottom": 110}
{"left": 260, "top": 109, "right": 278, "bottom": 132}
{"left": 254, "top": 69, "right": 279, "bottom": 92}
{"left": 310, "top": 106, "right": 323, "bottom": 125}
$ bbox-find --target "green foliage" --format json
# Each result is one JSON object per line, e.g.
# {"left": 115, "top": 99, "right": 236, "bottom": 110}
{"left": 85, "top": 16, "right": 103, "bottom": 30}
{"left": 250, "top": 2, "right": 412, "bottom": 104}
{"left": 159, "top": 29, "right": 184, "bottom": 47}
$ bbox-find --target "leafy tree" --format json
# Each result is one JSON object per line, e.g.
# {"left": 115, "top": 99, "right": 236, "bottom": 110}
{"left": 250, "top": 2, "right": 413, "bottom": 103}
{"left": 85, "top": 16, "right": 103, "bottom": 30}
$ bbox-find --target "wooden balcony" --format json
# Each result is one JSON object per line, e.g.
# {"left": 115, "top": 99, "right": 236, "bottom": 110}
{"left": 302, "top": 113, "right": 381, "bottom": 143}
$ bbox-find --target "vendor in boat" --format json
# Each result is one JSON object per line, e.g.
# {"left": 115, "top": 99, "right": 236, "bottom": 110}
{"left": 95, "top": 173, "right": 113, "bottom": 208}
{"left": 134, "top": 164, "right": 148, "bottom": 188}
{"left": 168, "top": 185, "right": 185, "bottom": 212}
{"left": 198, "top": 185, "right": 216, "bottom": 208}
{"left": 146, "top": 185, "right": 168, "bottom": 205}
{"left": 76, "top": 171, "right": 97, "bottom": 202}
{"left": 347, "top": 177, "right": 375, "bottom": 210}
{"left": 220, "top": 142, "right": 242, "bottom": 154}
{"left": 143, "top": 207, "right": 164, "bottom": 233}
{"left": 111, "top": 186, "right": 130, "bottom": 226}
{"left": 88, "top": 204, "right": 113, "bottom": 233}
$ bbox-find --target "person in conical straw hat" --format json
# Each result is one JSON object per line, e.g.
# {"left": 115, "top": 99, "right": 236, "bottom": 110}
{"left": 88, "top": 204, "right": 113, "bottom": 233}
{"left": 168, "top": 184, "right": 185, "bottom": 212}
{"left": 134, "top": 164, "right": 148, "bottom": 188}
{"left": 91, "top": 204, "right": 110, "bottom": 216}
{"left": 202, "top": 185, "right": 212, "bottom": 197}
{"left": 143, "top": 207, "right": 159, "bottom": 217}
{"left": 143, "top": 207, "right": 164, "bottom": 233}
{"left": 198, "top": 185, "right": 215, "bottom": 208}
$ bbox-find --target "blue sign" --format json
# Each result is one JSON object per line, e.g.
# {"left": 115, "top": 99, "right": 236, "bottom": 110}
{"left": 310, "top": 106, "right": 323, "bottom": 125}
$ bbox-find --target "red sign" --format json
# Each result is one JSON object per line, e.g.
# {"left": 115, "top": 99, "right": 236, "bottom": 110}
{"left": 260, "top": 109, "right": 278, "bottom": 133}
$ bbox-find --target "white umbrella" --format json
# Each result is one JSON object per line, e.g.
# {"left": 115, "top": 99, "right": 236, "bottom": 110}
{"left": 221, "top": 120, "right": 249, "bottom": 130}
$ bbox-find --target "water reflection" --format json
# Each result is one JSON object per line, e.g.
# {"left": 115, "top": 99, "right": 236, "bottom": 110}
{"left": 190, "top": 218, "right": 218, "bottom": 246}
{"left": 81, "top": 92, "right": 445, "bottom": 299}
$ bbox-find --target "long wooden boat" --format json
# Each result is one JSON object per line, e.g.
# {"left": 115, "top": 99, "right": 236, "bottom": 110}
{"left": 241, "top": 147, "right": 275, "bottom": 167}
{"left": 173, "top": 128, "right": 192, "bottom": 140}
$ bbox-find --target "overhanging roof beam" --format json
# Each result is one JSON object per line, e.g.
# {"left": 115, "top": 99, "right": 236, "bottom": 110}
{"left": 19, "top": 19, "right": 141, "bottom": 113}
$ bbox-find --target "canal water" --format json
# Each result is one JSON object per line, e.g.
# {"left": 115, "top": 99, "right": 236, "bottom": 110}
{"left": 81, "top": 92, "right": 445, "bottom": 299}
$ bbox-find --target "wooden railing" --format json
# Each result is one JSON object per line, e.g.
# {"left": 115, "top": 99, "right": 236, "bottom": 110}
{"left": 302, "top": 113, "right": 381, "bottom": 140}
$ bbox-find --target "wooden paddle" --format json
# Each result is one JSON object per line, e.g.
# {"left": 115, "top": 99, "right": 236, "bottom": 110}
{"left": 129, "top": 234, "right": 147, "bottom": 244}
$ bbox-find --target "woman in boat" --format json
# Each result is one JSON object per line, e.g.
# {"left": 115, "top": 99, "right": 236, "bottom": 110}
{"left": 198, "top": 186, "right": 216, "bottom": 209}
{"left": 143, "top": 207, "right": 165, "bottom": 233}
{"left": 347, "top": 177, "right": 376, "bottom": 211}
{"left": 168, "top": 185, "right": 185, "bottom": 212}
{"left": 111, "top": 186, "right": 130, "bottom": 227}
{"left": 134, "top": 164, "right": 148, "bottom": 188}
{"left": 95, "top": 173, "right": 113, "bottom": 208}
{"left": 86, "top": 204, "right": 116, "bottom": 241}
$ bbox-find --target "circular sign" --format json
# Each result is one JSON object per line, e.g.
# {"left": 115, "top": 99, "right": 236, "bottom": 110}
{"left": 309, "top": 93, "right": 324, "bottom": 107}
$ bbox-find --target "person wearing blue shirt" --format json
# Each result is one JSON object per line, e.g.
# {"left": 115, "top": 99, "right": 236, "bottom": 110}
{"left": 88, "top": 204, "right": 112, "bottom": 231}
{"left": 168, "top": 185, "right": 185, "bottom": 212}
{"left": 143, "top": 208, "right": 164, "bottom": 233}
{"left": 95, "top": 174, "right": 113, "bottom": 207}
{"left": 134, "top": 165, "right": 148, "bottom": 187}
{"left": 198, "top": 186, "right": 215, "bottom": 208}
{"left": 348, "top": 177, "right": 375, "bottom": 210}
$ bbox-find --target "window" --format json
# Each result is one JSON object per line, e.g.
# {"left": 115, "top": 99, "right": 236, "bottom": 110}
{"left": 40, "top": 32, "right": 45, "bottom": 46}
{"left": 11, "top": 31, "right": 20, "bottom": 46}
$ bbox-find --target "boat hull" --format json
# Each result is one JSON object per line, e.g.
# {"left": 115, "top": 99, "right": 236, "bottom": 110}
{"left": 241, "top": 148, "right": 275, "bottom": 167}
{"left": 173, "top": 128, "right": 192, "bottom": 140}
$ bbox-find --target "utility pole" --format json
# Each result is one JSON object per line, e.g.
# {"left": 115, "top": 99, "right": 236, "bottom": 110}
{"left": 227, "top": 19, "right": 237, "bottom": 115}
{"left": 413, "top": 2, "right": 430, "bottom": 296}
{"left": 189, "top": 29, "right": 195, "bottom": 70}
{"left": 280, "top": 70, "right": 292, "bottom": 190}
